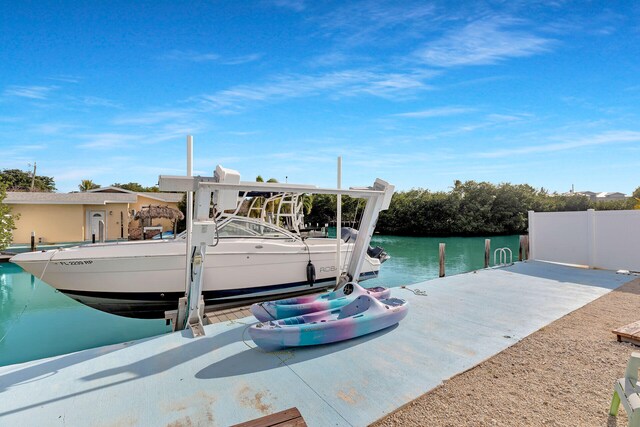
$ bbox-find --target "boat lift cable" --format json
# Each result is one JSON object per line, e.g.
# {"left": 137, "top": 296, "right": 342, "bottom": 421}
{"left": 256, "top": 303, "right": 277, "bottom": 321}
{"left": 208, "top": 205, "right": 220, "bottom": 248}
{"left": 342, "top": 200, "right": 366, "bottom": 284}
{"left": 400, "top": 285, "right": 428, "bottom": 296}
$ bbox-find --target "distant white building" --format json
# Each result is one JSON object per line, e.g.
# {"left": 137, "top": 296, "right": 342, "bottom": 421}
{"left": 564, "top": 190, "right": 628, "bottom": 202}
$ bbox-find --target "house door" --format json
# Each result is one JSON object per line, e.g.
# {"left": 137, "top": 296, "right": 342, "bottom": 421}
{"left": 87, "top": 211, "right": 106, "bottom": 240}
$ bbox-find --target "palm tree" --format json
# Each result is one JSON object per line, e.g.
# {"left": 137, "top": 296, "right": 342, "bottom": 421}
{"left": 79, "top": 179, "right": 100, "bottom": 192}
{"left": 302, "top": 194, "right": 314, "bottom": 215}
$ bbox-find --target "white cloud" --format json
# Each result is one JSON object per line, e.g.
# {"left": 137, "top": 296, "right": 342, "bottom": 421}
{"left": 46, "top": 75, "right": 82, "bottom": 83}
{"left": 198, "top": 69, "right": 434, "bottom": 111}
{"left": 32, "top": 123, "right": 80, "bottom": 135}
{"left": 76, "top": 96, "right": 121, "bottom": 108}
{"left": 318, "top": 1, "right": 437, "bottom": 47}
{"left": 220, "top": 54, "right": 263, "bottom": 65}
{"left": 415, "top": 17, "right": 553, "bottom": 67}
{"left": 161, "top": 50, "right": 262, "bottom": 65}
{"left": 272, "top": 0, "right": 306, "bottom": 12}
{"left": 113, "top": 110, "right": 192, "bottom": 126}
{"left": 395, "top": 106, "right": 476, "bottom": 118}
{"left": 77, "top": 133, "right": 143, "bottom": 149}
{"left": 477, "top": 130, "right": 640, "bottom": 158}
{"left": 4, "top": 85, "right": 59, "bottom": 100}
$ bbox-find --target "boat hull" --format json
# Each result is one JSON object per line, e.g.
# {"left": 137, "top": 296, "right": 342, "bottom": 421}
{"left": 56, "top": 274, "right": 377, "bottom": 318}
{"left": 11, "top": 238, "right": 381, "bottom": 318}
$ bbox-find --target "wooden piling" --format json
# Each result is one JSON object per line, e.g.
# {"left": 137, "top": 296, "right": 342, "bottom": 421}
{"left": 519, "top": 235, "right": 524, "bottom": 261}
{"left": 30, "top": 231, "right": 36, "bottom": 252}
{"left": 439, "top": 243, "right": 445, "bottom": 277}
{"left": 484, "top": 239, "right": 490, "bottom": 268}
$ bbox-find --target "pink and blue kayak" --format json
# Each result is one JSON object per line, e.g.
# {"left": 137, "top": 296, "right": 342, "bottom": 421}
{"left": 250, "top": 283, "right": 392, "bottom": 322}
{"left": 248, "top": 294, "right": 408, "bottom": 351}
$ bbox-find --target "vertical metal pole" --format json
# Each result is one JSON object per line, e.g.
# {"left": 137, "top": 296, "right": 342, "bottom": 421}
{"left": 439, "top": 243, "right": 445, "bottom": 277}
{"left": 484, "top": 239, "right": 490, "bottom": 268}
{"left": 336, "top": 156, "right": 342, "bottom": 285}
{"left": 30, "top": 231, "right": 36, "bottom": 251}
{"left": 185, "top": 136, "right": 193, "bottom": 294}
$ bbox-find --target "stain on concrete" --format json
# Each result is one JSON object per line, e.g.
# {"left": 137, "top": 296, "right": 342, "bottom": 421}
{"left": 238, "top": 385, "right": 273, "bottom": 414}
{"left": 166, "top": 416, "right": 192, "bottom": 427}
{"left": 337, "top": 387, "right": 363, "bottom": 405}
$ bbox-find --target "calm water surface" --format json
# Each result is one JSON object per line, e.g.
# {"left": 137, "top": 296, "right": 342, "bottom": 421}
{"left": 0, "top": 234, "right": 519, "bottom": 366}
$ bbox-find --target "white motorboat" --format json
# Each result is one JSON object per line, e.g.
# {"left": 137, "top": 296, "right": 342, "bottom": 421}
{"left": 11, "top": 166, "right": 392, "bottom": 319}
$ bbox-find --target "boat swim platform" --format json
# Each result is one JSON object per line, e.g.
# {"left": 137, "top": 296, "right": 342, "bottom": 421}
{"left": 0, "top": 261, "right": 635, "bottom": 426}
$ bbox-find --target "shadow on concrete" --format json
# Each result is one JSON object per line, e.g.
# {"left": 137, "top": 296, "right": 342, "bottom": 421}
{"left": 0, "top": 324, "right": 245, "bottom": 416}
{"left": 0, "top": 321, "right": 398, "bottom": 418}
{"left": 502, "top": 261, "right": 635, "bottom": 290}
{"left": 0, "top": 339, "right": 141, "bottom": 394}
{"left": 81, "top": 324, "right": 247, "bottom": 381}
{"left": 195, "top": 324, "right": 398, "bottom": 379}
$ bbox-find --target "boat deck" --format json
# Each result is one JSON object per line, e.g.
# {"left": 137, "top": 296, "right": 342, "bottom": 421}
{"left": 0, "top": 261, "right": 634, "bottom": 426}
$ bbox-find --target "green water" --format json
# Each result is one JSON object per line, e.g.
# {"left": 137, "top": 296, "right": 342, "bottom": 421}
{"left": 366, "top": 234, "right": 520, "bottom": 287}
{"left": 0, "top": 263, "right": 171, "bottom": 366}
{"left": 0, "top": 234, "right": 519, "bottom": 366}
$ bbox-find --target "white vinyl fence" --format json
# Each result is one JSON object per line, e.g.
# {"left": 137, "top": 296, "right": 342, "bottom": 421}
{"left": 528, "top": 209, "right": 640, "bottom": 271}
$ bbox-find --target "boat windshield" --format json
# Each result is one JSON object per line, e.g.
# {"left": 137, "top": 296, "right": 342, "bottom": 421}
{"left": 218, "top": 218, "right": 291, "bottom": 238}
{"left": 172, "top": 218, "right": 293, "bottom": 240}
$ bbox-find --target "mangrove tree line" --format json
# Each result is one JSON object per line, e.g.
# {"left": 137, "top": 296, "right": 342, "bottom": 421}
{"left": 305, "top": 181, "right": 640, "bottom": 237}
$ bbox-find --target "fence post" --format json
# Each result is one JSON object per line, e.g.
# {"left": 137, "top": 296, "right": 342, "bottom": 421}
{"left": 587, "top": 209, "right": 596, "bottom": 269}
{"left": 527, "top": 210, "right": 535, "bottom": 260}
{"left": 484, "top": 239, "right": 490, "bottom": 268}
{"left": 98, "top": 220, "right": 105, "bottom": 243}
{"left": 30, "top": 231, "right": 36, "bottom": 252}
{"left": 439, "top": 243, "right": 445, "bottom": 277}
{"left": 519, "top": 235, "right": 524, "bottom": 261}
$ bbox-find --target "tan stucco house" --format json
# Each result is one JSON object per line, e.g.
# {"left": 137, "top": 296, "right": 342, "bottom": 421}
{"left": 5, "top": 187, "right": 183, "bottom": 244}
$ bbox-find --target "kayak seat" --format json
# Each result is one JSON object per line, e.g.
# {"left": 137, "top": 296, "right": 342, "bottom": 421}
{"left": 282, "top": 316, "right": 305, "bottom": 325}
{"left": 338, "top": 295, "right": 372, "bottom": 319}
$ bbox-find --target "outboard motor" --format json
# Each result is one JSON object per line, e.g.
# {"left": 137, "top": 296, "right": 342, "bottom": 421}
{"left": 340, "top": 227, "right": 390, "bottom": 263}
{"left": 367, "top": 245, "right": 390, "bottom": 263}
{"left": 340, "top": 227, "right": 359, "bottom": 243}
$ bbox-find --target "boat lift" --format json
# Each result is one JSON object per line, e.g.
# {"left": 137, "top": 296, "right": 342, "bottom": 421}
{"left": 159, "top": 164, "right": 394, "bottom": 338}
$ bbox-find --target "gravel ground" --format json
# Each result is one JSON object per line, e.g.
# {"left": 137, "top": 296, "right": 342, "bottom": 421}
{"left": 373, "top": 277, "right": 640, "bottom": 427}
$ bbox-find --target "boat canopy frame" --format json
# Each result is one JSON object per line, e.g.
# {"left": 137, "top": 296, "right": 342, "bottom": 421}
{"left": 158, "top": 170, "right": 394, "bottom": 337}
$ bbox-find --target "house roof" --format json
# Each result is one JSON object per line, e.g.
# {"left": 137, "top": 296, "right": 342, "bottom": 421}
{"left": 138, "top": 192, "right": 183, "bottom": 203}
{"left": 87, "top": 187, "right": 183, "bottom": 203}
{"left": 597, "top": 192, "right": 626, "bottom": 198}
{"left": 4, "top": 192, "right": 137, "bottom": 205}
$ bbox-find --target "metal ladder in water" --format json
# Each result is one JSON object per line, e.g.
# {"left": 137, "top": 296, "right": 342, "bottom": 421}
{"left": 493, "top": 247, "right": 513, "bottom": 267}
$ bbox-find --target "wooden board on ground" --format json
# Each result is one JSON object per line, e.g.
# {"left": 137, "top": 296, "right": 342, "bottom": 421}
{"left": 205, "top": 306, "right": 253, "bottom": 324}
{"left": 613, "top": 320, "right": 640, "bottom": 346}
{"left": 231, "top": 407, "right": 307, "bottom": 427}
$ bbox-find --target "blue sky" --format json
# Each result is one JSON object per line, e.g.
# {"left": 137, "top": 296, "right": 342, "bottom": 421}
{"left": 1, "top": 0, "right": 639, "bottom": 194}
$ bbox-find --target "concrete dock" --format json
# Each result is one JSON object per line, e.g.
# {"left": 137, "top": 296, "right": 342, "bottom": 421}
{"left": 0, "top": 261, "right": 634, "bottom": 426}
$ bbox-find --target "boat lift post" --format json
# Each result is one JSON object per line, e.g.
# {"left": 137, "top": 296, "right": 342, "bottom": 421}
{"left": 336, "top": 156, "right": 342, "bottom": 286}
{"left": 159, "top": 170, "right": 394, "bottom": 338}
